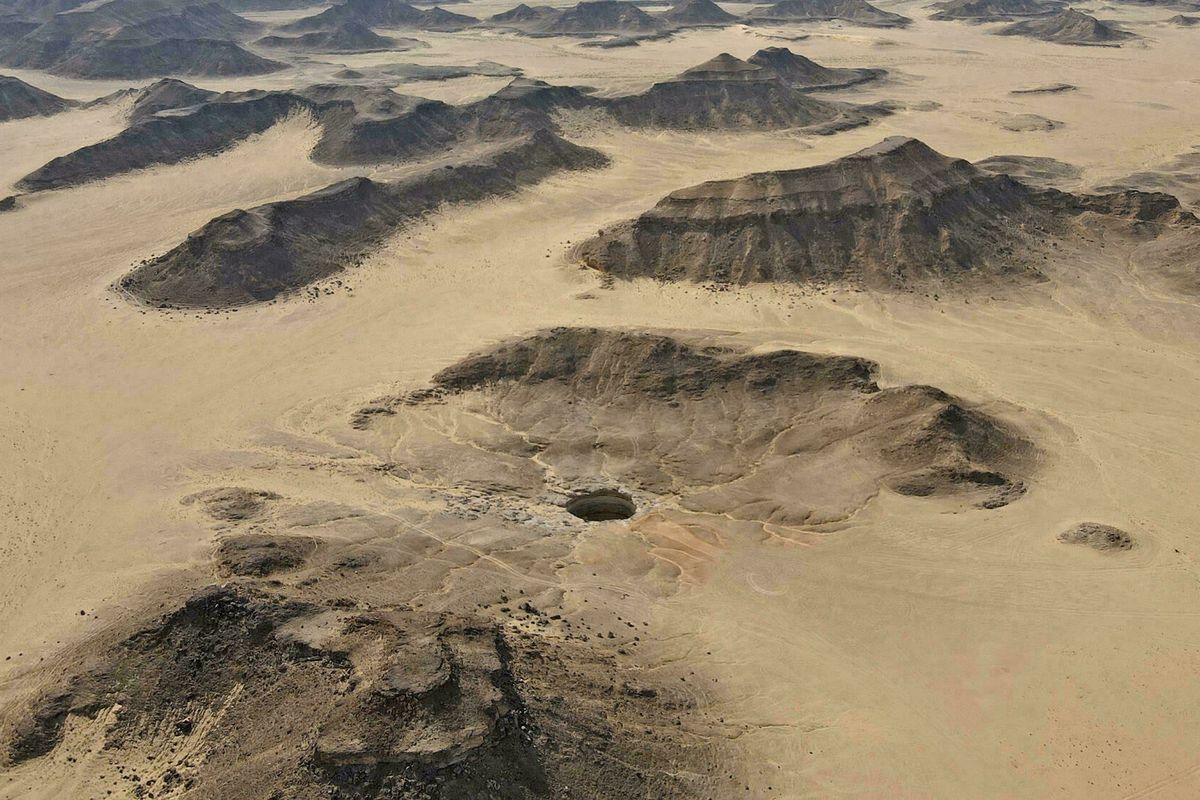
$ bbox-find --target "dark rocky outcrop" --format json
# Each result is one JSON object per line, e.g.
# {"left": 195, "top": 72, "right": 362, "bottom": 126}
{"left": 930, "top": 0, "right": 1064, "bottom": 22}
{"left": 604, "top": 50, "right": 885, "bottom": 130}
{"left": 257, "top": 21, "right": 423, "bottom": 53}
{"left": 0, "top": 74, "right": 73, "bottom": 121}
{"left": 118, "top": 131, "right": 608, "bottom": 308}
{"left": 15, "top": 50, "right": 884, "bottom": 195}
{"left": 216, "top": 533, "right": 317, "bottom": 575}
{"left": 487, "top": 0, "right": 668, "bottom": 33}
{"left": 281, "top": 0, "right": 478, "bottom": 33}
{"left": 575, "top": 137, "right": 1194, "bottom": 289}
{"left": 747, "top": 0, "right": 912, "bottom": 27}
{"left": 366, "top": 327, "right": 1036, "bottom": 519}
{"left": 1, "top": 584, "right": 728, "bottom": 798}
{"left": 995, "top": 8, "right": 1137, "bottom": 45}
{"left": 1058, "top": 522, "right": 1134, "bottom": 551}
{"left": 127, "top": 76, "right": 217, "bottom": 121}
{"left": 660, "top": 0, "right": 739, "bottom": 25}
{"left": 17, "top": 91, "right": 308, "bottom": 192}
{"left": 15, "top": 76, "right": 593, "bottom": 192}
{"left": 0, "top": 1, "right": 284, "bottom": 78}
{"left": 746, "top": 46, "right": 884, "bottom": 90}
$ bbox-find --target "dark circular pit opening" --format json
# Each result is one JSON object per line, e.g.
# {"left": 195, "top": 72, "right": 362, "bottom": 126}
{"left": 565, "top": 490, "right": 636, "bottom": 522}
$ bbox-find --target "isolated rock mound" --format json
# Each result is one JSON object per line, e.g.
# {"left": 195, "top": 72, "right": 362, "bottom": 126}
{"left": 487, "top": 0, "right": 678, "bottom": 35}
{"left": 605, "top": 51, "right": 884, "bottom": 131}
{"left": 747, "top": 0, "right": 912, "bottom": 27}
{"left": 283, "top": 0, "right": 478, "bottom": 32}
{"left": 1058, "top": 522, "right": 1134, "bottom": 551}
{"left": 357, "top": 328, "right": 1035, "bottom": 522}
{"left": 996, "top": 9, "right": 1136, "bottom": 45}
{"left": 257, "top": 21, "right": 420, "bottom": 52}
{"left": 216, "top": 533, "right": 317, "bottom": 575}
{"left": 0, "top": 584, "right": 728, "bottom": 798}
{"left": 1010, "top": 82, "right": 1076, "bottom": 94}
{"left": 0, "top": 74, "right": 72, "bottom": 121}
{"left": 538, "top": 0, "right": 666, "bottom": 32}
{"left": 119, "top": 131, "right": 608, "bottom": 308}
{"left": 661, "top": 0, "right": 739, "bottom": 25}
{"left": 1170, "top": 13, "right": 1200, "bottom": 24}
{"left": 127, "top": 77, "right": 217, "bottom": 121}
{"left": 930, "top": 0, "right": 1064, "bottom": 22}
{"left": 183, "top": 485, "right": 281, "bottom": 521}
{"left": 59, "top": 37, "right": 283, "bottom": 79}
{"left": 575, "top": 137, "right": 1193, "bottom": 289}
{"left": 747, "top": 46, "right": 884, "bottom": 89}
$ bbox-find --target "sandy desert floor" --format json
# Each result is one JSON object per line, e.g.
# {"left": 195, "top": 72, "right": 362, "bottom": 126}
{"left": 3, "top": 1, "right": 1200, "bottom": 797}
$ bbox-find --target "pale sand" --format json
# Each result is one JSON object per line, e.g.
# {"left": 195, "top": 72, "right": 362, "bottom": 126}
{"left": 3, "top": 3, "right": 1200, "bottom": 796}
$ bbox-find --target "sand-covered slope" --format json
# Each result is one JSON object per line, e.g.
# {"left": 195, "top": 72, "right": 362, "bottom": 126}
{"left": 747, "top": 0, "right": 911, "bottom": 27}
{"left": 996, "top": 8, "right": 1137, "bottom": 45}
{"left": 0, "top": 74, "right": 72, "bottom": 121}
{"left": 118, "top": 131, "right": 608, "bottom": 308}
{"left": 16, "top": 91, "right": 310, "bottom": 192}
{"left": 355, "top": 327, "right": 1035, "bottom": 522}
{"left": 576, "top": 137, "right": 1193, "bottom": 288}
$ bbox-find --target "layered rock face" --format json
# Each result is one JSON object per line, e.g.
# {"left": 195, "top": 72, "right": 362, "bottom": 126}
{"left": 575, "top": 137, "right": 1192, "bottom": 289}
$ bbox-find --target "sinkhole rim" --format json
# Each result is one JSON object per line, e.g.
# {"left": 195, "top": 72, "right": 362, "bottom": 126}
{"left": 564, "top": 489, "right": 637, "bottom": 522}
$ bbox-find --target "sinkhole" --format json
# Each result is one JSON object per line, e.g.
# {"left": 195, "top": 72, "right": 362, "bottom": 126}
{"left": 565, "top": 490, "right": 636, "bottom": 522}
